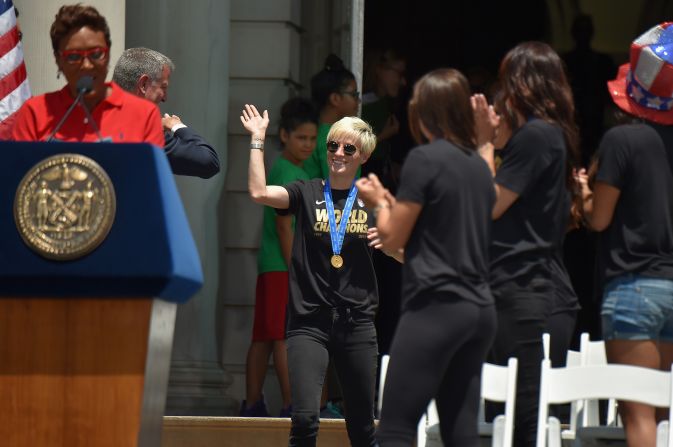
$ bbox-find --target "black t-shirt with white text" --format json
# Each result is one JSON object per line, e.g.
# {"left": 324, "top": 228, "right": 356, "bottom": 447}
{"left": 396, "top": 139, "right": 495, "bottom": 307}
{"left": 596, "top": 123, "right": 673, "bottom": 287}
{"left": 491, "top": 118, "right": 570, "bottom": 293}
{"left": 280, "top": 179, "right": 378, "bottom": 318}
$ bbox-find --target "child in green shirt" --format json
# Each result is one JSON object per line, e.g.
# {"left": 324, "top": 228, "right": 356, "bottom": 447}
{"left": 241, "top": 97, "right": 318, "bottom": 417}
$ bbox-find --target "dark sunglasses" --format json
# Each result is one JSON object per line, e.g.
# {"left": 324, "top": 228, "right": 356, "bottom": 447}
{"left": 327, "top": 140, "right": 357, "bottom": 156}
{"left": 60, "top": 47, "right": 109, "bottom": 64}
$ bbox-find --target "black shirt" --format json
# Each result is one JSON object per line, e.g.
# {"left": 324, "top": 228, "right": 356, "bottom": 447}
{"left": 552, "top": 248, "right": 580, "bottom": 313}
{"left": 595, "top": 123, "right": 673, "bottom": 287}
{"left": 280, "top": 179, "right": 378, "bottom": 317}
{"left": 491, "top": 118, "right": 570, "bottom": 292}
{"left": 396, "top": 139, "right": 495, "bottom": 307}
{"left": 552, "top": 190, "right": 580, "bottom": 313}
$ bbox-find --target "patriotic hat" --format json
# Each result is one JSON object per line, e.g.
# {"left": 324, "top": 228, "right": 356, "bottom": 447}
{"left": 608, "top": 22, "right": 673, "bottom": 125}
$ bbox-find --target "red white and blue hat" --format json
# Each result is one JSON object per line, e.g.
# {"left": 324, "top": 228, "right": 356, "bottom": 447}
{"left": 608, "top": 22, "right": 673, "bottom": 124}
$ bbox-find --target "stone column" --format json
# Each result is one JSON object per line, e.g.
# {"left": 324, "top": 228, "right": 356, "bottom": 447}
{"left": 125, "top": 0, "right": 236, "bottom": 415}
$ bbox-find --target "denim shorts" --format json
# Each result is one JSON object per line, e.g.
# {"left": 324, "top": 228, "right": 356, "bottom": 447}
{"left": 602, "top": 274, "right": 673, "bottom": 342}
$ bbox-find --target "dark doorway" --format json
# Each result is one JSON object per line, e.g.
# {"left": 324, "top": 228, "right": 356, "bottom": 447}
{"left": 364, "top": 0, "right": 551, "bottom": 89}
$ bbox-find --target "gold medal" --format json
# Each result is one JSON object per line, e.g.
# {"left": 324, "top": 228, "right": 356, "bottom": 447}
{"left": 330, "top": 254, "right": 344, "bottom": 269}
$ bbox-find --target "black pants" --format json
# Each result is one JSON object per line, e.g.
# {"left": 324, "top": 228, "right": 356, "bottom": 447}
{"left": 548, "top": 310, "right": 578, "bottom": 368}
{"left": 377, "top": 294, "right": 497, "bottom": 447}
{"left": 286, "top": 307, "right": 378, "bottom": 447}
{"left": 488, "top": 292, "right": 553, "bottom": 447}
{"left": 547, "top": 310, "right": 578, "bottom": 423}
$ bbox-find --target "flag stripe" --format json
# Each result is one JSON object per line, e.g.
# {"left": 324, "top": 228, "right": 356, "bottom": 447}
{"left": 0, "top": 26, "right": 19, "bottom": 60}
{"left": 0, "top": 44, "right": 25, "bottom": 83}
{"left": 0, "top": 60, "right": 25, "bottom": 99}
{"left": 0, "top": 78, "right": 29, "bottom": 121}
{"left": 0, "top": 0, "right": 30, "bottom": 132}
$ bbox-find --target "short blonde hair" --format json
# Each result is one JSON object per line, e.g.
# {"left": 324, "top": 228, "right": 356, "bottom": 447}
{"left": 326, "top": 116, "right": 377, "bottom": 157}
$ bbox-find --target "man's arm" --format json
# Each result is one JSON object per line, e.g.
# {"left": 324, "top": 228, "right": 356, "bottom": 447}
{"left": 163, "top": 114, "right": 220, "bottom": 179}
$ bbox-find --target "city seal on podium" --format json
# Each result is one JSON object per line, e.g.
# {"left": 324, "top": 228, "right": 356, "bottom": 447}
{"left": 14, "top": 153, "right": 116, "bottom": 260}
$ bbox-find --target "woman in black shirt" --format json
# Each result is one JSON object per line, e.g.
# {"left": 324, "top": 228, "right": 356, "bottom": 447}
{"left": 242, "top": 104, "right": 396, "bottom": 447}
{"left": 473, "top": 41, "right": 580, "bottom": 447}
{"left": 358, "top": 68, "right": 496, "bottom": 447}
{"left": 577, "top": 23, "right": 673, "bottom": 447}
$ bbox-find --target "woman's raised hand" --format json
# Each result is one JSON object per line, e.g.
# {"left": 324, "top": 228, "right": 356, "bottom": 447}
{"left": 240, "top": 104, "right": 269, "bottom": 136}
{"left": 471, "top": 93, "right": 500, "bottom": 148}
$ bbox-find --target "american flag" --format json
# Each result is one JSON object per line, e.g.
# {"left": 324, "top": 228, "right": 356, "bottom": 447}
{"left": 0, "top": 0, "right": 30, "bottom": 139}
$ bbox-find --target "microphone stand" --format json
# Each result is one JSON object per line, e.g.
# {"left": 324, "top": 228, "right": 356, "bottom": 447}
{"left": 79, "top": 100, "right": 107, "bottom": 142}
{"left": 47, "top": 87, "right": 88, "bottom": 142}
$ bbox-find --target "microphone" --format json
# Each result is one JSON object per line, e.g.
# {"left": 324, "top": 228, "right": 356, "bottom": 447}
{"left": 77, "top": 82, "right": 108, "bottom": 142}
{"left": 47, "top": 76, "right": 97, "bottom": 142}
{"left": 76, "top": 75, "right": 94, "bottom": 94}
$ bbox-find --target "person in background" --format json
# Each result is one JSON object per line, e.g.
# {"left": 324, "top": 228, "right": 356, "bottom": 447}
{"left": 358, "top": 68, "right": 496, "bottom": 447}
{"left": 240, "top": 97, "right": 318, "bottom": 418}
{"left": 577, "top": 23, "right": 673, "bottom": 447}
{"left": 12, "top": 5, "right": 163, "bottom": 144}
{"left": 303, "top": 54, "right": 361, "bottom": 180}
{"left": 473, "top": 41, "right": 580, "bottom": 447}
{"left": 113, "top": 47, "right": 220, "bottom": 178}
{"left": 360, "top": 48, "right": 406, "bottom": 184}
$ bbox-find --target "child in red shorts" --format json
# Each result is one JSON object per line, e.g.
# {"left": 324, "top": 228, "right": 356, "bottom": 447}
{"left": 240, "top": 98, "right": 319, "bottom": 417}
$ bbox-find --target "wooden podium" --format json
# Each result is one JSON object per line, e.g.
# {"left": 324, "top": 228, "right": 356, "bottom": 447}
{"left": 0, "top": 142, "right": 203, "bottom": 447}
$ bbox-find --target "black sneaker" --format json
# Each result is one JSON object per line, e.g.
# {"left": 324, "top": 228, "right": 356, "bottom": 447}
{"left": 239, "top": 396, "right": 270, "bottom": 417}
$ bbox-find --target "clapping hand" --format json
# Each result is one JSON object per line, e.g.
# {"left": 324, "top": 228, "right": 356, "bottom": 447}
{"left": 471, "top": 93, "right": 500, "bottom": 149}
{"left": 573, "top": 167, "right": 590, "bottom": 198}
{"left": 356, "top": 173, "right": 387, "bottom": 208}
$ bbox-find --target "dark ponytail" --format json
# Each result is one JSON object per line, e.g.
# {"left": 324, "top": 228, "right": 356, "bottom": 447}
{"left": 310, "top": 54, "right": 356, "bottom": 110}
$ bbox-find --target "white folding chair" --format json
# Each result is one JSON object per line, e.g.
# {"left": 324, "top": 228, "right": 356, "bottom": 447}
{"left": 536, "top": 359, "right": 673, "bottom": 447}
{"left": 543, "top": 332, "right": 551, "bottom": 361}
{"left": 577, "top": 333, "right": 620, "bottom": 428}
{"left": 560, "top": 349, "right": 581, "bottom": 443}
{"left": 578, "top": 333, "right": 608, "bottom": 429}
{"left": 377, "top": 354, "right": 390, "bottom": 417}
{"left": 562, "top": 334, "right": 623, "bottom": 445}
{"left": 425, "top": 358, "right": 518, "bottom": 447}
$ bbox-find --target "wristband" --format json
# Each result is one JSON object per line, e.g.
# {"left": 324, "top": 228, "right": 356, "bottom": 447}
{"left": 372, "top": 202, "right": 390, "bottom": 218}
{"left": 250, "top": 142, "right": 264, "bottom": 150}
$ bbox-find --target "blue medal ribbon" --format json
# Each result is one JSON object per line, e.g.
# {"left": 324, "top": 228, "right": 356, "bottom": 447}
{"left": 324, "top": 179, "right": 358, "bottom": 267}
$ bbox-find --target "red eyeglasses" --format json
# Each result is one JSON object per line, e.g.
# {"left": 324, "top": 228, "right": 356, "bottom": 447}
{"left": 60, "top": 47, "right": 109, "bottom": 64}
{"left": 327, "top": 140, "right": 358, "bottom": 156}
